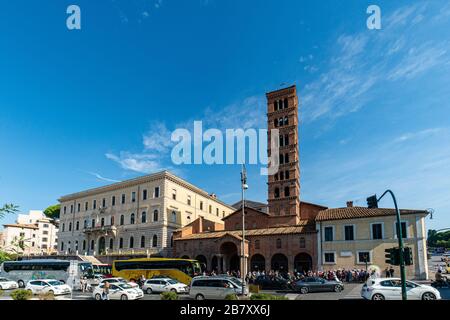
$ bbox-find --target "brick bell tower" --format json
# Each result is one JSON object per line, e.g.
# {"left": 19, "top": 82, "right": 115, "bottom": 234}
{"left": 266, "top": 85, "right": 301, "bottom": 221}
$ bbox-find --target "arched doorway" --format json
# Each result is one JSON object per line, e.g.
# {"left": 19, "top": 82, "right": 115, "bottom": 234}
{"left": 98, "top": 237, "right": 106, "bottom": 254}
{"left": 220, "top": 242, "right": 239, "bottom": 273}
{"left": 250, "top": 254, "right": 266, "bottom": 271}
{"left": 294, "top": 253, "right": 312, "bottom": 273}
{"left": 195, "top": 255, "right": 208, "bottom": 271}
{"left": 271, "top": 253, "right": 288, "bottom": 272}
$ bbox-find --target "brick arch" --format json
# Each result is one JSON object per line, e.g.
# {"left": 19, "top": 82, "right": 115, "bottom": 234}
{"left": 271, "top": 253, "right": 289, "bottom": 272}
{"left": 250, "top": 254, "right": 266, "bottom": 271}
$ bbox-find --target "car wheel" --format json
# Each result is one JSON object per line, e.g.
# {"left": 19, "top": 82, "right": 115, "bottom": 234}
{"left": 18, "top": 280, "right": 25, "bottom": 288}
{"left": 146, "top": 288, "right": 153, "bottom": 294}
{"left": 334, "top": 285, "right": 343, "bottom": 293}
{"left": 171, "top": 288, "right": 177, "bottom": 293}
{"left": 95, "top": 294, "right": 102, "bottom": 300}
{"left": 422, "top": 292, "right": 437, "bottom": 300}
{"left": 48, "top": 290, "right": 54, "bottom": 295}
{"left": 195, "top": 294, "right": 205, "bottom": 300}
{"left": 300, "top": 287, "right": 309, "bottom": 294}
{"left": 121, "top": 294, "right": 128, "bottom": 300}
{"left": 372, "top": 293, "right": 385, "bottom": 300}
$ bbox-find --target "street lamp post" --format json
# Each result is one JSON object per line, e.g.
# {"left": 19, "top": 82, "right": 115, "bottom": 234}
{"left": 371, "top": 190, "right": 407, "bottom": 300}
{"left": 240, "top": 164, "right": 248, "bottom": 296}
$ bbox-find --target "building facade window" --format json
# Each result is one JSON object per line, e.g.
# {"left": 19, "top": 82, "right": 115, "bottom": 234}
{"left": 200, "top": 201, "right": 203, "bottom": 210}
{"left": 172, "top": 189, "right": 177, "bottom": 200}
{"left": 371, "top": 223, "right": 383, "bottom": 240}
{"left": 255, "top": 240, "right": 260, "bottom": 249}
{"left": 187, "top": 195, "right": 191, "bottom": 206}
{"left": 93, "top": 200, "right": 97, "bottom": 210}
{"left": 111, "top": 216, "right": 115, "bottom": 225}
{"left": 141, "top": 236, "right": 145, "bottom": 248}
{"left": 357, "top": 251, "right": 372, "bottom": 264}
{"left": 84, "top": 220, "right": 88, "bottom": 229}
{"left": 101, "top": 218, "right": 105, "bottom": 227}
{"left": 63, "top": 206, "right": 67, "bottom": 214}
{"left": 395, "top": 222, "right": 408, "bottom": 239}
{"left": 119, "top": 238, "right": 123, "bottom": 249}
{"left": 274, "top": 188, "right": 280, "bottom": 198}
{"left": 121, "top": 194, "right": 126, "bottom": 204}
{"left": 324, "top": 226, "right": 334, "bottom": 242}
{"left": 112, "top": 196, "right": 116, "bottom": 206}
{"left": 152, "top": 235, "right": 158, "bottom": 247}
{"left": 276, "top": 238, "right": 282, "bottom": 249}
{"left": 120, "top": 215, "right": 124, "bottom": 225}
{"left": 171, "top": 211, "right": 177, "bottom": 223}
{"left": 299, "top": 237, "right": 306, "bottom": 248}
{"left": 102, "top": 198, "right": 106, "bottom": 208}
{"left": 69, "top": 222, "right": 72, "bottom": 231}
{"left": 109, "top": 239, "right": 114, "bottom": 250}
{"left": 143, "top": 189, "right": 147, "bottom": 200}
{"left": 131, "top": 192, "right": 136, "bottom": 203}
{"left": 153, "top": 210, "right": 159, "bottom": 222}
{"left": 90, "top": 240, "right": 94, "bottom": 250}
{"left": 129, "top": 237, "right": 134, "bottom": 249}
{"left": 284, "top": 186, "right": 290, "bottom": 197}
{"left": 76, "top": 221, "right": 79, "bottom": 231}
{"left": 324, "top": 252, "right": 336, "bottom": 264}
{"left": 130, "top": 213, "right": 135, "bottom": 224}
{"left": 82, "top": 240, "right": 86, "bottom": 251}
{"left": 77, "top": 203, "right": 81, "bottom": 212}
{"left": 344, "top": 225, "right": 355, "bottom": 241}
{"left": 154, "top": 187, "right": 160, "bottom": 198}
{"left": 91, "top": 219, "right": 95, "bottom": 228}
{"left": 85, "top": 202, "right": 88, "bottom": 211}
{"left": 141, "top": 211, "right": 147, "bottom": 223}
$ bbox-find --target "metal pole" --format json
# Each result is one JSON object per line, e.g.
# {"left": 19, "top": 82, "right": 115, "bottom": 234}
{"left": 241, "top": 164, "right": 246, "bottom": 296}
{"left": 378, "top": 190, "right": 407, "bottom": 300}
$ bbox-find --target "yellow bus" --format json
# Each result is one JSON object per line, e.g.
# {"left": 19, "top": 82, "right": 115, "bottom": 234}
{"left": 111, "top": 258, "right": 202, "bottom": 285}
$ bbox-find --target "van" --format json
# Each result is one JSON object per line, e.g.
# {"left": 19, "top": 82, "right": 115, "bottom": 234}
{"left": 189, "top": 276, "right": 238, "bottom": 300}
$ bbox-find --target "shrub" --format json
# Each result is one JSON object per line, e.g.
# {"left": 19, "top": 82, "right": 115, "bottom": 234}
{"left": 250, "top": 293, "right": 288, "bottom": 300}
{"left": 10, "top": 289, "right": 33, "bottom": 300}
{"left": 38, "top": 292, "right": 55, "bottom": 300}
{"left": 160, "top": 291, "right": 178, "bottom": 300}
{"left": 225, "top": 293, "right": 239, "bottom": 300}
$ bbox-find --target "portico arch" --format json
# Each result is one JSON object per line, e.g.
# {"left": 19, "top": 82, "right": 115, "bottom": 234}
{"left": 271, "top": 253, "right": 288, "bottom": 272}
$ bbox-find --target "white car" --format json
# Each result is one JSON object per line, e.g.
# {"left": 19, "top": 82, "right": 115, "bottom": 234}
{"left": 98, "top": 277, "right": 139, "bottom": 288}
{"left": 25, "top": 279, "right": 72, "bottom": 296}
{"left": 361, "top": 278, "right": 441, "bottom": 300}
{"left": 92, "top": 283, "right": 144, "bottom": 300}
{"left": 142, "top": 278, "right": 189, "bottom": 294}
{"left": 0, "top": 277, "right": 19, "bottom": 290}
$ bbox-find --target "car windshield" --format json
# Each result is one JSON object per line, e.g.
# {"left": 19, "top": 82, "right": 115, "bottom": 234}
{"left": 47, "top": 281, "right": 62, "bottom": 286}
{"left": 167, "top": 280, "right": 178, "bottom": 284}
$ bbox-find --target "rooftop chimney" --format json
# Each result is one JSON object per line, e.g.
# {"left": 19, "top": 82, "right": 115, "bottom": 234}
{"left": 346, "top": 201, "right": 354, "bottom": 208}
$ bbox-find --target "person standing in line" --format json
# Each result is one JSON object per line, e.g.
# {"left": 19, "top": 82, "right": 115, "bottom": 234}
{"left": 389, "top": 266, "right": 395, "bottom": 278}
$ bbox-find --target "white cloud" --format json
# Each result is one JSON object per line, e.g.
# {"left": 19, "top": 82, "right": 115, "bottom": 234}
{"left": 143, "top": 121, "right": 173, "bottom": 152}
{"left": 106, "top": 152, "right": 163, "bottom": 174}
{"left": 393, "top": 128, "right": 448, "bottom": 143}
{"left": 87, "top": 172, "right": 121, "bottom": 183}
{"left": 300, "top": 3, "right": 450, "bottom": 123}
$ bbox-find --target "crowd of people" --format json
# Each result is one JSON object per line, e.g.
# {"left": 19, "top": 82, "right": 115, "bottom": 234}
{"left": 201, "top": 266, "right": 397, "bottom": 284}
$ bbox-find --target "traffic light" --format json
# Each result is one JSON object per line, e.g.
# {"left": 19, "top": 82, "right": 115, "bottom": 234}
{"left": 385, "top": 247, "right": 400, "bottom": 265}
{"left": 403, "top": 247, "right": 413, "bottom": 266}
{"left": 367, "top": 195, "right": 378, "bottom": 208}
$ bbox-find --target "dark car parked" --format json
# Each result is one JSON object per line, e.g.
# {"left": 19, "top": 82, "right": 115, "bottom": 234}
{"left": 293, "top": 277, "right": 344, "bottom": 294}
{"left": 253, "top": 276, "right": 291, "bottom": 290}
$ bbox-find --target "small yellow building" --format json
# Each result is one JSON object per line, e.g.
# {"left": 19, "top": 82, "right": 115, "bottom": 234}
{"left": 315, "top": 206, "right": 429, "bottom": 280}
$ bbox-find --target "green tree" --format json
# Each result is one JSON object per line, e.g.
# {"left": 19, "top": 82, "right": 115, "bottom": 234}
{"left": 43, "top": 204, "right": 60, "bottom": 219}
{"left": 0, "top": 204, "right": 19, "bottom": 219}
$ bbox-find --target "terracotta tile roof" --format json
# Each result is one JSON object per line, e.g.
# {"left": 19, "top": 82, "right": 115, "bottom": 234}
{"left": 315, "top": 207, "right": 428, "bottom": 222}
{"left": 3, "top": 223, "right": 39, "bottom": 229}
{"left": 175, "top": 221, "right": 316, "bottom": 241}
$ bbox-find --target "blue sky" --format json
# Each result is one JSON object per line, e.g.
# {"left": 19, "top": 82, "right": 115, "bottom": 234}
{"left": 1, "top": 0, "right": 450, "bottom": 230}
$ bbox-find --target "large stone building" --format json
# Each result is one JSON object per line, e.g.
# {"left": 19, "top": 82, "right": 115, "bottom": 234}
{"left": 57, "top": 171, "right": 235, "bottom": 258}
{"left": 173, "top": 85, "right": 327, "bottom": 274}
{"left": 1, "top": 210, "right": 58, "bottom": 255}
{"left": 316, "top": 204, "right": 429, "bottom": 279}
{"left": 173, "top": 85, "right": 430, "bottom": 280}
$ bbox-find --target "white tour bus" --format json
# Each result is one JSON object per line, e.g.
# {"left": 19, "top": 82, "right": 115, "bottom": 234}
{"left": 0, "top": 259, "right": 93, "bottom": 290}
